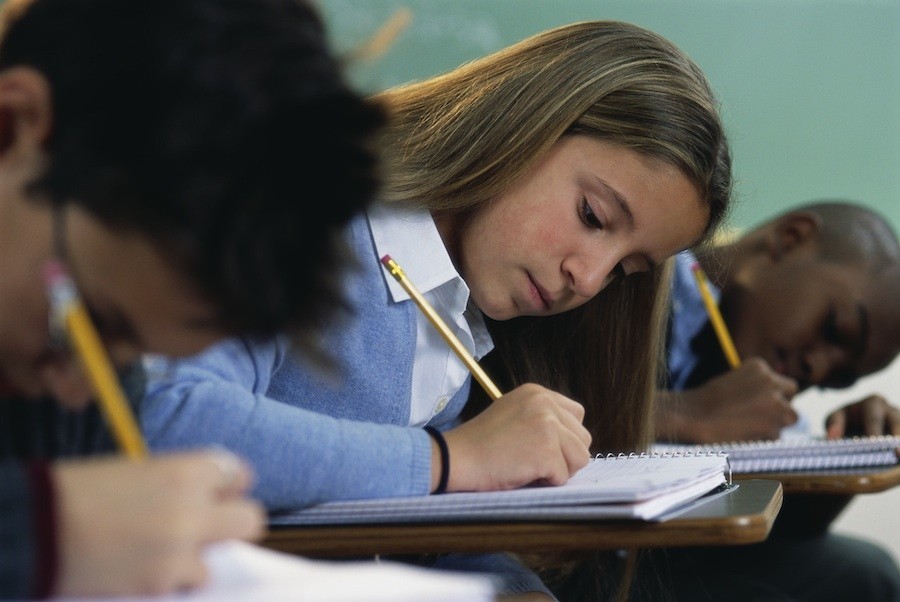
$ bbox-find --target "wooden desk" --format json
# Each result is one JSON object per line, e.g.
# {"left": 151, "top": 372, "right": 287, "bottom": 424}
{"left": 733, "top": 465, "right": 900, "bottom": 535}
{"left": 737, "top": 464, "right": 900, "bottom": 494}
{"left": 262, "top": 479, "right": 782, "bottom": 558}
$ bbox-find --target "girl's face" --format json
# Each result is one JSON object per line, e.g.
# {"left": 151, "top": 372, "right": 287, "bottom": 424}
{"left": 447, "top": 135, "right": 708, "bottom": 321}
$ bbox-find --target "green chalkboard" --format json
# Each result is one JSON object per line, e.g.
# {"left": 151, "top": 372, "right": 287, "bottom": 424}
{"left": 317, "top": 0, "right": 900, "bottom": 234}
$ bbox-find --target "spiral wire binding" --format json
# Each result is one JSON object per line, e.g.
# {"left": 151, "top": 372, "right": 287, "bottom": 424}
{"left": 594, "top": 450, "right": 733, "bottom": 486}
{"left": 667, "top": 434, "right": 900, "bottom": 453}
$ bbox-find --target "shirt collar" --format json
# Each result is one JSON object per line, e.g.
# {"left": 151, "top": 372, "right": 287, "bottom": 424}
{"left": 368, "top": 202, "right": 461, "bottom": 302}
{"left": 367, "top": 202, "right": 494, "bottom": 359}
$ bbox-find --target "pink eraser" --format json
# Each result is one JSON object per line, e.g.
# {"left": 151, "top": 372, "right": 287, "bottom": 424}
{"left": 42, "top": 259, "right": 69, "bottom": 286}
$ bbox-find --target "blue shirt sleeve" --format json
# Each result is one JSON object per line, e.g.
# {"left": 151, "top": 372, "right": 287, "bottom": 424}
{"left": 667, "top": 250, "right": 718, "bottom": 391}
{"left": 140, "top": 337, "right": 433, "bottom": 511}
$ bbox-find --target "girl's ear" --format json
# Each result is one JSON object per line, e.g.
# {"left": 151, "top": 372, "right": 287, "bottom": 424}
{"left": 768, "top": 210, "right": 822, "bottom": 261}
{"left": 0, "top": 66, "right": 53, "bottom": 156}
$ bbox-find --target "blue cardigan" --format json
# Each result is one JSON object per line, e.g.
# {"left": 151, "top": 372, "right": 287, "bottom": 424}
{"left": 140, "top": 212, "right": 552, "bottom": 598}
{"left": 142, "top": 213, "right": 472, "bottom": 509}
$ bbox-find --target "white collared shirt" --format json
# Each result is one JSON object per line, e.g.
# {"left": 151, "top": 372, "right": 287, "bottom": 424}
{"left": 368, "top": 202, "right": 494, "bottom": 427}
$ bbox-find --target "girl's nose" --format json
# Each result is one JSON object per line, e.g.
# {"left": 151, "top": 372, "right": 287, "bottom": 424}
{"left": 563, "top": 254, "right": 618, "bottom": 300}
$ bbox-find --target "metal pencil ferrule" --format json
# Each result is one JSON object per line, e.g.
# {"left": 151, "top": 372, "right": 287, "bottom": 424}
{"left": 44, "top": 264, "right": 78, "bottom": 350}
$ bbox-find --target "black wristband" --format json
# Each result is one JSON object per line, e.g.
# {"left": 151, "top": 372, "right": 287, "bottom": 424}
{"left": 423, "top": 426, "right": 450, "bottom": 494}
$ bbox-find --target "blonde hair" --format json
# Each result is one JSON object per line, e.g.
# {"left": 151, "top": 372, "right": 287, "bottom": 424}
{"left": 375, "top": 19, "right": 730, "bottom": 239}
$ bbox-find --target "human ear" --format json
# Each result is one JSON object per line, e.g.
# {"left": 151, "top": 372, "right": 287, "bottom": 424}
{"left": 0, "top": 66, "right": 52, "bottom": 156}
{"left": 770, "top": 211, "right": 822, "bottom": 260}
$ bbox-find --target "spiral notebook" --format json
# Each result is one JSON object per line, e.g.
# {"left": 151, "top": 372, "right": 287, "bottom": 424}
{"left": 269, "top": 453, "right": 730, "bottom": 526}
{"left": 653, "top": 435, "right": 900, "bottom": 474}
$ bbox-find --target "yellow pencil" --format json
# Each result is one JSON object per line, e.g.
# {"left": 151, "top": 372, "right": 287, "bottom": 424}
{"left": 380, "top": 254, "right": 503, "bottom": 400}
{"left": 345, "top": 7, "right": 413, "bottom": 63}
{"left": 44, "top": 261, "right": 148, "bottom": 459}
{"left": 691, "top": 262, "right": 741, "bottom": 369}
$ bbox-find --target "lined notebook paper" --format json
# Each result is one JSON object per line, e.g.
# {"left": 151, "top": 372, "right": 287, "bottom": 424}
{"left": 653, "top": 435, "right": 900, "bottom": 474}
{"left": 269, "top": 453, "right": 729, "bottom": 525}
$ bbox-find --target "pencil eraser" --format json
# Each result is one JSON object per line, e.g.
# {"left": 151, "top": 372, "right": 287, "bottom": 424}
{"left": 380, "top": 254, "right": 392, "bottom": 266}
{"left": 690, "top": 262, "right": 700, "bottom": 272}
{"left": 42, "top": 259, "right": 69, "bottom": 286}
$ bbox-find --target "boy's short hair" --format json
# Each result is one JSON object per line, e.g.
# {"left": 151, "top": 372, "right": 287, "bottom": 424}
{"left": 0, "top": 0, "right": 384, "bottom": 341}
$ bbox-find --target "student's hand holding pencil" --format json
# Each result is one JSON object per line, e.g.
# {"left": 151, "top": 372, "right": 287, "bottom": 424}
{"left": 440, "top": 383, "right": 592, "bottom": 492}
{"left": 380, "top": 255, "right": 591, "bottom": 492}
{"left": 52, "top": 450, "right": 265, "bottom": 597}
{"left": 658, "top": 357, "right": 799, "bottom": 443}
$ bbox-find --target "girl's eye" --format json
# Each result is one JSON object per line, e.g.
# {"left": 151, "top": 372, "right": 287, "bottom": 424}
{"left": 580, "top": 197, "right": 604, "bottom": 229}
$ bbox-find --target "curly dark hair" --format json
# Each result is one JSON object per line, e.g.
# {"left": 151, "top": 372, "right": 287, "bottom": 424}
{"left": 0, "top": 0, "right": 384, "bottom": 344}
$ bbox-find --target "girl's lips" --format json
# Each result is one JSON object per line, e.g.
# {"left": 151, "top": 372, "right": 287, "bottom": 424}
{"left": 527, "top": 273, "right": 551, "bottom": 311}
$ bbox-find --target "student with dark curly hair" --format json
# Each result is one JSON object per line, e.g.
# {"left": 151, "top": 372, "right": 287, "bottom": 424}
{"left": 0, "top": 0, "right": 383, "bottom": 597}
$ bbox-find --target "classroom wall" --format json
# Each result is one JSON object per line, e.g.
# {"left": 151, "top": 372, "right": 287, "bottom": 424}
{"left": 316, "top": 0, "right": 900, "bottom": 234}
{"left": 317, "top": 0, "right": 900, "bottom": 564}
